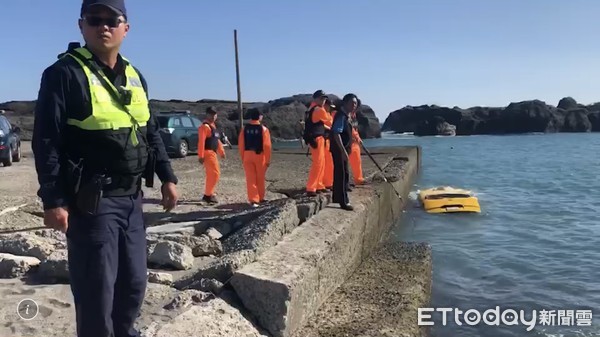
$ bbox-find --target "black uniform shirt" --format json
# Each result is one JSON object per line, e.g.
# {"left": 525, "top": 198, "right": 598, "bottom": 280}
{"left": 330, "top": 108, "right": 353, "bottom": 153}
{"left": 32, "top": 46, "right": 178, "bottom": 210}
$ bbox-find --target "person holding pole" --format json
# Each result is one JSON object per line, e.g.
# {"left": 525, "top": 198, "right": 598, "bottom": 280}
{"left": 329, "top": 93, "right": 358, "bottom": 211}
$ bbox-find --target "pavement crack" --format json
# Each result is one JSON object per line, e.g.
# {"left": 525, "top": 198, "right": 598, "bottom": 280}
{"left": 0, "top": 203, "right": 29, "bottom": 217}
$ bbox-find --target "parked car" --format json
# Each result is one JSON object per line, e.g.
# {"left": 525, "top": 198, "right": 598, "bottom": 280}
{"left": 0, "top": 113, "right": 21, "bottom": 166}
{"left": 156, "top": 110, "right": 203, "bottom": 158}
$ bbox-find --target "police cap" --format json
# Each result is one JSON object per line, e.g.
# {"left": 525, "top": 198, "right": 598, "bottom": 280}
{"left": 81, "top": 0, "right": 127, "bottom": 18}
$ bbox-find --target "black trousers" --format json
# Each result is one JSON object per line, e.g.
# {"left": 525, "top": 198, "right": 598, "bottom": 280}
{"left": 331, "top": 148, "right": 350, "bottom": 206}
{"left": 66, "top": 192, "right": 147, "bottom": 337}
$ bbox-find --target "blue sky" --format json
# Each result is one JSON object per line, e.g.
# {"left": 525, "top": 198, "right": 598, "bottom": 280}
{"left": 1, "top": 0, "right": 599, "bottom": 120}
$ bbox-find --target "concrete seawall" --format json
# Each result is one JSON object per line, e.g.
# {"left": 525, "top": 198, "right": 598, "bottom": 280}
{"left": 0, "top": 143, "right": 430, "bottom": 337}
{"left": 230, "top": 146, "right": 425, "bottom": 337}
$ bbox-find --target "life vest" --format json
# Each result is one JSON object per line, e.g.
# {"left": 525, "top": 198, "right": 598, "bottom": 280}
{"left": 204, "top": 122, "right": 221, "bottom": 151}
{"left": 62, "top": 47, "right": 151, "bottom": 180}
{"left": 244, "top": 124, "right": 264, "bottom": 154}
{"left": 303, "top": 106, "right": 325, "bottom": 144}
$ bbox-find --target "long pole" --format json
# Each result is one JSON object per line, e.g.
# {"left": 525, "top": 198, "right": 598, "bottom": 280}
{"left": 0, "top": 226, "right": 47, "bottom": 234}
{"left": 359, "top": 142, "right": 403, "bottom": 200}
{"left": 234, "top": 29, "right": 243, "bottom": 131}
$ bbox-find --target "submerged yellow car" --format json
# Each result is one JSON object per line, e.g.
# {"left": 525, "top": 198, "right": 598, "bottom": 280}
{"left": 418, "top": 186, "right": 481, "bottom": 213}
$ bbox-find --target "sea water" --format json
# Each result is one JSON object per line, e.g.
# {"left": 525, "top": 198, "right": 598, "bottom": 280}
{"left": 369, "top": 132, "right": 600, "bottom": 337}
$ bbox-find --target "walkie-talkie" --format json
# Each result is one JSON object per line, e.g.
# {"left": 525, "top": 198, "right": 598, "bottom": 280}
{"left": 118, "top": 86, "right": 132, "bottom": 105}
{"left": 68, "top": 42, "right": 81, "bottom": 51}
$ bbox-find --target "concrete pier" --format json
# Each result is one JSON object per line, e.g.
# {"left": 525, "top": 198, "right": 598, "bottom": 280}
{"left": 0, "top": 142, "right": 430, "bottom": 337}
{"left": 231, "top": 147, "right": 423, "bottom": 337}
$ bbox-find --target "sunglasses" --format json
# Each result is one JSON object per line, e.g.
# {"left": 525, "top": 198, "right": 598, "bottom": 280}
{"left": 83, "top": 16, "right": 125, "bottom": 28}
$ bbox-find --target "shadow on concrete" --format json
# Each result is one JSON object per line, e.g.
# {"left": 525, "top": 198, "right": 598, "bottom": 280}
{"left": 143, "top": 198, "right": 163, "bottom": 205}
{"left": 214, "top": 203, "right": 261, "bottom": 212}
{"left": 144, "top": 209, "right": 231, "bottom": 226}
{"left": 267, "top": 187, "right": 308, "bottom": 199}
{"left": 176, "top": 200, "right": 205, "bottom": 206}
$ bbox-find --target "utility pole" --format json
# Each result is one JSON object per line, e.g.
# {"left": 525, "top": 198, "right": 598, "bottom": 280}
{"left": 234, "top": 29, "right": 243, "bottom": 131}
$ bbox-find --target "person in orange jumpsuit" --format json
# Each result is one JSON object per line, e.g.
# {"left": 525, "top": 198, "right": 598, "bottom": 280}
{"left": 348, "top": 110, "right": 365, "bottom": 185}
{"left": 304, "top": 90, "right": 332, "bottom": 196}
{"left": 238, "top": 109, "right": 272, "bottom": 207}
{"left": 322, "top": 100, "right": 335, "bottom": 190}
{"left": 198, "top": 107, "right": 226, "bottom": 204}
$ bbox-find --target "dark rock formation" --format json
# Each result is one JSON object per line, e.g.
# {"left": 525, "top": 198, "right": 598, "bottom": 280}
{"left": 0, "top": 94, "right": 382, "bottom": 143}
{"left": 415, "top": 116, "right": 456, "bottom": 136}
{"left": 560, "top": 108, "right": 592, "bottom": 132}
{"left": 557, "top": 96, "right": 580, "bottom": 110}
{"left": 382, "top": 97, "right": 600, "bottom": 136}
{"left": 588, "top": 112, "right": 600, "bottom": 131}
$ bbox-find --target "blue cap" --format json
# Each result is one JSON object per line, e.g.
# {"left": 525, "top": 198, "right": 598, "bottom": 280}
{"left": 81, "top": 0, "right": 127, "bottom": 18}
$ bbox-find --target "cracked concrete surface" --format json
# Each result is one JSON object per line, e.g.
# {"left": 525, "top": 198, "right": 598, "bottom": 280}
{"left": 0, "top": 142, "right": 428, "bottom": 337}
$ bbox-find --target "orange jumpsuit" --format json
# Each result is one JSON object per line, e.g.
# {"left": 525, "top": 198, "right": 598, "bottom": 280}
{"left": 238, "top": 121, "right": 272, "bottom": 204}
{"left": 198, "top": 121, "right": 225, "bottom": 197}
{"left": 349, "top": 113, "right": 364, "bottom": 184}
{"left": 323, "top": 110, "right": 334, "bottom": 189}
{"left": 306, "top": 102, "right": 332, "bottom": 193}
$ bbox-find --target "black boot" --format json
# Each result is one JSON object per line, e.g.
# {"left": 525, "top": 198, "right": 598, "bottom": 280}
{"left": 203, "top": 195, "right": 218, "bottom": 204}
{"left": 340, "top": 203, "right": 354, "bottom": 211}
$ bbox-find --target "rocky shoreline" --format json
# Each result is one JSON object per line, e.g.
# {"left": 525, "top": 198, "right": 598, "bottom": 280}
{"left": 382, "top": 96, "right": 600, "bottom": 136}
{"left": 0, "top": 93, "right": 383, "bottom": 143}
{"left": 6, "top": 94, "right": 598, "bottom": 140}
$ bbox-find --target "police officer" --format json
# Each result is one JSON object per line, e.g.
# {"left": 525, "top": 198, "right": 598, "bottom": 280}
{"left": 31, "top": 1, "right": 179, "bottom": 336}
{"left": 329, "top": 93, "right": 359, "bottom": 211}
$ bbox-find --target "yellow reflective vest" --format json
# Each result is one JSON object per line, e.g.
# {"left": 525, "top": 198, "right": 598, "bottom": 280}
{"left": 64, "top": 47, "right": 150, "bottom": 146}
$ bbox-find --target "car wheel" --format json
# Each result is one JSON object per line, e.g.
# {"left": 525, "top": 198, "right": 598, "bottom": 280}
{"left": 12, "top": 143, "right": 21, "bottom": 162}
{"left": 3, "top": 148, "right": 13, "bottom": 167}
{"left": 177, "top": 139, "right": 189, "bottom": 158}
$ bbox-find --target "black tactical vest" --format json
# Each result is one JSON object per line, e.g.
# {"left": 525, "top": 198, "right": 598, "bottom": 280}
{"left": 330, "top": 111, "right": 353, "bottom": 153}
{"left": 304, "top": 106, "right": 325, "bottom": 139}
{"left": 244, "top": 124, "right": 264, "bottom": 154}
{"left": 204, "top": 123, "right": 220, "bottom": 151}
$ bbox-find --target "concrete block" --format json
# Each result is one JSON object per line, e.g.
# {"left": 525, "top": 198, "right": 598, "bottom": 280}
{"left": 231, "top": 192, "right": 374, "bottom": 337}
{"left": 359, "top": 187, "right": 382, "bottom": 260}
{"left": 0, "top": 233, "right": 56, "bottom": 260}
{"left": 154, "top": 298, "right": 270, "bottom": 337}
{"left": 0, "top": 253, "right": 40, "bottom": 278}
{"left": 296, "top": 202, "right": 317, "bottom": 223}
{"left": 229, "top": 236, "right": 321, "bottom": 337}
{"left": 37, "top": 250, "right": 69, "bottom": 284}
{"left": 315, "top": 207, "right": 367, "bottom": 307}
{"left": 174, "top": 249, "right": 256, "bottom": 288}
{"left": 295, "top": 241, "right": 433, "bottom": 337}
{"left": 145, "top": 221, "right": 199, "bottom": 235}
{"left": 223, "top": 199, "right": 299, "bottom": 254}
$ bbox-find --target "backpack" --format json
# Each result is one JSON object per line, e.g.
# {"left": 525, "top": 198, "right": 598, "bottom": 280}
{"left": 302, "top": 106, "right": 317, "bottom": 146}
